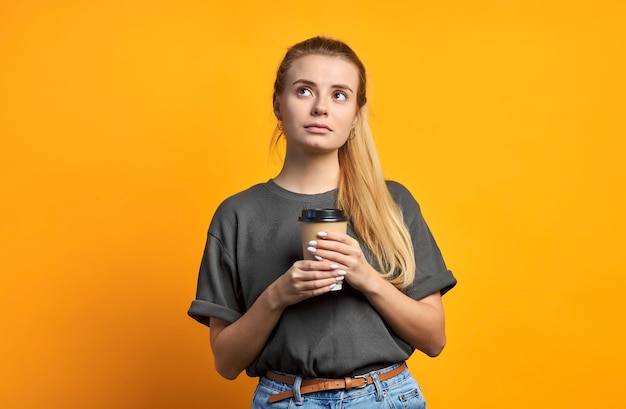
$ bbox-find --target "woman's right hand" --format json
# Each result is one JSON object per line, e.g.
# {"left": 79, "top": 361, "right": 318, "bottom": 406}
{"left": 209, "top": 259, "right": 343, "bottom": 380}
{"left": 269, "top": 259, "right": 344, "bottom": 309}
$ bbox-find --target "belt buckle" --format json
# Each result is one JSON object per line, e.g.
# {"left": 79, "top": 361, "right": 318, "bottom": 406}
{"left": 352, "top": 375, "right": 369, "bottom": 389}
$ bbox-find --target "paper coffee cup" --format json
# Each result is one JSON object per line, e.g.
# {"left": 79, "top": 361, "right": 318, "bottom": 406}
{"left": 299, "top": 208, "right": 348, "bottom": 291}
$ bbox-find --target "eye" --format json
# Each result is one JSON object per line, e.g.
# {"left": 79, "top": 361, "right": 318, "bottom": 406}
{"left": 333, "top": 91, "right": 348, "bottom": 101}
{"left": 297, "top": 87, "right": 313, "bottom": 97}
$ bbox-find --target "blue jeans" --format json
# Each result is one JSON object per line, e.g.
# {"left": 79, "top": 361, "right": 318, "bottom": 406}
{"left": 250, "top": 363, "right": 427, "bottom": 408}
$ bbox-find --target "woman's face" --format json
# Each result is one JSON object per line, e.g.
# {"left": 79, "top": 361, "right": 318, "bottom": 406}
{"left": 274, "top": 54, "right": 360, "bottom": 155}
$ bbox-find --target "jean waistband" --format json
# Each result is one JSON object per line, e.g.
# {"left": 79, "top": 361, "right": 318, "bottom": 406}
{"left": 264, "top": 362, "right": 406, "bottom": 403}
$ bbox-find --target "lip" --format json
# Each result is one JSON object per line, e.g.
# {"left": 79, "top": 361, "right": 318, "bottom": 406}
{"left": 304, "top": 123, "right": 332, "bottom": 134}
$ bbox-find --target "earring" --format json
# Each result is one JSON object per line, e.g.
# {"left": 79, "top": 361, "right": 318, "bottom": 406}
{"left": 348, "top": 127, "right": 356, "bottom": 140}
{"left": 277, "top": 120, "right": 284, "bottom": 131}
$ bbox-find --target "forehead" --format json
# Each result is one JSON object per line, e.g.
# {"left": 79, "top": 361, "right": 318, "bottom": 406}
{"left": 286, "top": 54, "right": 360, "bottom": 89}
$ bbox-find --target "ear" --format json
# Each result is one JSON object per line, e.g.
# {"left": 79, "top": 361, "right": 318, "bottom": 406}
{"left": 352, "top": 108, "right": 361, "bottom": 128}
{"left": 273, "top": 93, "right": 281, "bottom": 120}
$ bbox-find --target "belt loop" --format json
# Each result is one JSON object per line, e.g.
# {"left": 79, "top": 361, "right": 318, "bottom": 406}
{"left": 370, "top": 371, "right": 384, "bottom": 402}
{"left": 293, "top": 375, "right": 303, "bottom": 405}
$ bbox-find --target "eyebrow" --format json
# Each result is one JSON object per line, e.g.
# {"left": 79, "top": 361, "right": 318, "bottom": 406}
{"left": 292, "top": 79, "right": 354, "bottom": 93}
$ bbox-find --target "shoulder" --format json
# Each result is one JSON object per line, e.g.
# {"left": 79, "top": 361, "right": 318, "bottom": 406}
{"left": 385, "top": 180, "right": 421, "bottom": 211}
{"left": 385, "top": 180, "right": 411, "bottom": 196}
{"left": 210, "top": 182, "right": 271, "bottom": 226}
{"left": 217, "top": 182, "right": 269, "bottom": 211}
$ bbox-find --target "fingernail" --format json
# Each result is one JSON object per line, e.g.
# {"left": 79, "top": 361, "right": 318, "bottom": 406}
{"left": 338, "top": 270, "right": 346, "bottom": 276}
{"left": 336, "top": 276, "right": 345, "bottom": 281}
{"left": 307, "top": 246, "right": 316, "bottom": 253}
{"left": 317, "top": 232, "right": 327, "bottom": 237}
{"left": 330, "top": 264, "right": 339, "bottom": 269}
{"left": 314, "top": 255, "right": 323, "bottom": 261}
{"left": 308, "top": 240, "right": 317, "bottom": 246}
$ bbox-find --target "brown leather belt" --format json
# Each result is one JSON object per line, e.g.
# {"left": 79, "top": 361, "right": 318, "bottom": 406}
{"left": 265, "top": 362, "right": 406, "bottom": 403}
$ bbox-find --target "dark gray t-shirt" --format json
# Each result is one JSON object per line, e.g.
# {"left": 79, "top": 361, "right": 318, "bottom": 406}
{"left": 188, "top": 180, "right": 456, "bottom": 378}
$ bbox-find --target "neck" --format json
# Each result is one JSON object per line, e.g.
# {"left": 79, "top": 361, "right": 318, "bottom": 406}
{"left": 273, "top": 151, "right": 340, "bottom": 194}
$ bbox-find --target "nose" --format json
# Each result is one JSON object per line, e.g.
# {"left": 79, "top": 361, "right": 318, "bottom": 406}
{"left": 312, "top": 100, "right": 328, "bottom": 116}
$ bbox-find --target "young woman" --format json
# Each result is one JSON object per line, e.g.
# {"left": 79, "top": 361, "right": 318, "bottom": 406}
{"left": 189, "top": 36, "right": 457, "bottom": 408}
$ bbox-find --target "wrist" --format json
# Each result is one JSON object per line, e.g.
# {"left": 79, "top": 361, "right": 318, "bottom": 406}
{"left": 264, "top": 281, "right": 287, "bottom": 312}
{"left": 356, "top": 265, "right": 387, "bottom": 296}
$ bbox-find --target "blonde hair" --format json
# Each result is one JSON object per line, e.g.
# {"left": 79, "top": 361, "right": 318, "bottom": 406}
{"left": 272, "top": 36, "right": 416, "bottom": 289}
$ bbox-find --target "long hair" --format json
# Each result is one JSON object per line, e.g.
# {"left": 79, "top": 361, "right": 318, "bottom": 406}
{"left": 272, "top": 36, "right": 416, "bottom": 289}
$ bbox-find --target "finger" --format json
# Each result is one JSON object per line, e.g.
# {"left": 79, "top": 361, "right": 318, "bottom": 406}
{"left": 307, "top": 242, "right": 352, "bottom": 262}
{"left": 295, "top": 259, "right": 335, "bottom": 271}
{"left": 307, "top": 239, "right": 347, "bottom": 254}
{"left": 295, "top": 268, "right": 343, "bottom": 282}
{"left": 316, "top": 230, "right": 354, "bottom": 244}
{"left": 296, "top": 276, "right": 345, "bottom": 293}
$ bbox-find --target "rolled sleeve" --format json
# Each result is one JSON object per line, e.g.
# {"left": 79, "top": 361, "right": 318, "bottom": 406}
{"left": 188, "top": 300, "right": 242, "bottom": 326}
{"left": 187, "top": 221, "right": 244, "bottom": 327}
{"left": 388, "top": 181, "right": 457, "bottom": 300}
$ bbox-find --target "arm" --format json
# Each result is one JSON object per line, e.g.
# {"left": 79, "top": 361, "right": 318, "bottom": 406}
{"left": 209, "top": 260, "right": 345, "bottom": 379}
{"left": 359, "top": 279, "right": 445, "bottom": 357}
{"left": 308, "top": 231, "right": 447, "bottom": 356}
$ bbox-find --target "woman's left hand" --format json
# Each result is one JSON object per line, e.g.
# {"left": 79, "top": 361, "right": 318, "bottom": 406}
{"left": 306, "top": 230, "right": 380, "bottom": 292}
{"left": 308, "top": 230, "right": 447, "bottom": 357}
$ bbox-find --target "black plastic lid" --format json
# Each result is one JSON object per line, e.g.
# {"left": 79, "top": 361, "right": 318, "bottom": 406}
{"left": 298, "top": 208, "right": 347, "bottom": 222}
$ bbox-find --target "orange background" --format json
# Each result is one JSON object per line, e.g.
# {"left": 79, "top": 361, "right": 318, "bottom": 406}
{"left": 1, "top": 0, "right": 625, "bottom": 408}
